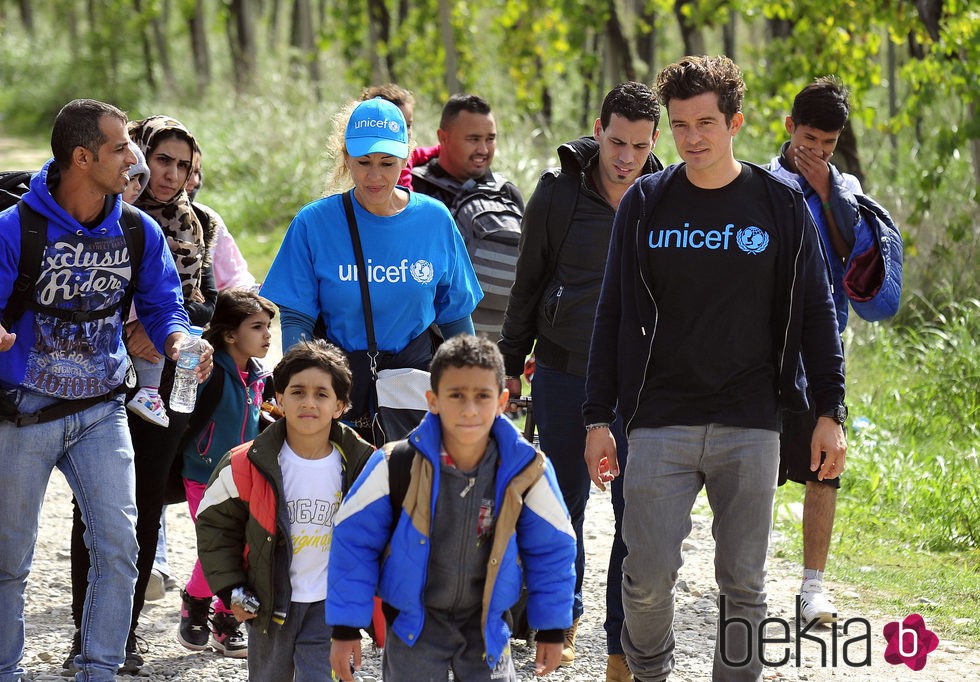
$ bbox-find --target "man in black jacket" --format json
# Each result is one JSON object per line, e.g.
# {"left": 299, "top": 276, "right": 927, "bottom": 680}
{"left": 499, "top": 82, "right": 662, "bottom": 681}
{"left": 584, "top": 57, "right": 846, "bottom": 681}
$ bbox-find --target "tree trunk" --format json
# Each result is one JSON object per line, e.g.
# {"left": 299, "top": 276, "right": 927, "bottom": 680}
{"left": 887, "top": 39, "right": 898, "bottom": 170}
{"left": 605, "top": 0, "right": 638, "bottom": 82}
{"left": 366, "top": 0, "right": 392, "bottom": 84}
{"left": 635, "top": 1, "right": 658, "bottom": 81}
{"left": 971, "top": 104, "right": 980, "bottom": 201}
{"left": 834, "top": 121, "right": 864, "bottom": 186}
{"left": 290, "top": 0, "right": 321, "bottom": 87}
{"left": 132, "top": 0, "right": 158, "bottom": 91}
{"left": 438, "top": 0, "right": 459, "bottom": 94}
{"left": 17, "top": 0, "right": 33, "bottom": 34}
{"left": 581, "top": 29, "right": 601, "bottom": 129}
{"left": 674, "top": 0, "right": 705, "bottom": 55}
{"left": 268, "top": 0, "right": 282, "bottom": 49}
{"left": 767, "top": 17, "right": 793, "bottom": 41}
{"left": 228, "top": 0, "right": 258, "bottom": 93}
{"left": 188, "top": 0, "right": 211, "bottom": 94}
{"left": 722, "top": 11, "right": 736, "bottom": 60}
{"left": 148, "top": 0, "right": 176, "bottom": 94}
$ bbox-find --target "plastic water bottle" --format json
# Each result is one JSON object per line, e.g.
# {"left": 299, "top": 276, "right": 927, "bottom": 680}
{"left": 170, "top": 326, "right": 204, "bottom": 413}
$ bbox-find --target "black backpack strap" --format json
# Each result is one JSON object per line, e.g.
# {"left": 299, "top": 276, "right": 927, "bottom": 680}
{"left": 1, "top": 201, "right": 47, "bottom": 330}
{"left": 176, "top": 369, "right": 225, "bottom": 454}
{"left": 383, "top": 439, "right": 417, "bottom": 527}
{"left": 409, "top": 167, "right": 464, "bottom": 198}
{"left": 118, "top": 202, "right": 144, "bottom": 320}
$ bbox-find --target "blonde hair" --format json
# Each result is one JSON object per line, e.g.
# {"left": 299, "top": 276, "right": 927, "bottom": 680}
{"left": 324, "top": 98, "right": 416, "bottom": 195}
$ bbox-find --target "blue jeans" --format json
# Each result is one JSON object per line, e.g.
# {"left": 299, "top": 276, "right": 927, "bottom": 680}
{"left": 621, "top": 425, "right": 779, "bottom": 682}
{"left": 0, "top": 389, "right": 138, "bottom": 682}
{"left": 532, "top": 363, "right": 628, "bottom": 639}
{"left": 246, "top": 601, "right": 331, "bottom": 682}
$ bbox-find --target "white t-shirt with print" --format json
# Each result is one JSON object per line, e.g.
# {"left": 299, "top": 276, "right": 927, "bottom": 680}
{"left": 279, "top": 441, "right": 343, "bottom": 603}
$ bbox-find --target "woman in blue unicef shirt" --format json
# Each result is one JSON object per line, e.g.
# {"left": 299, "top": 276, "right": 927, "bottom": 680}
{"left": 261, "top": 98, "right": 482, "bottom": 441}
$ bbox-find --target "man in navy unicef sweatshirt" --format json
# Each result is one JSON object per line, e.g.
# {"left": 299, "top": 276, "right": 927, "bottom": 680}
{"left": 583, "top": 57, "right": 847, "bottom": 681}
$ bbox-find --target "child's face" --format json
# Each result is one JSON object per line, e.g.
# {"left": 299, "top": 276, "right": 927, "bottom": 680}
{"left": 224, "top": 311, "right": 273, "bottom": 366}
{"left": 121, "top": 174, "right": 143, "bottom": 204}
{"left": 276, "top": 367, "right": 346, "bottom": 440}
{"left": 426, "top": 366, "right": 507, "bottom": 453}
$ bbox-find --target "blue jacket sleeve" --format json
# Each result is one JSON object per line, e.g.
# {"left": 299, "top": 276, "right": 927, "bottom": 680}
{"left": 277, "top": 305, "right": 316, "bottom": 353}
{"left": 325, "top": 451, "right": 393, "bottom": 630}
{"left": 517, "top": 460, "right": 576, "bottom": 631}
{"left": 436, "top": 315, "right": 474, "bottom": 338}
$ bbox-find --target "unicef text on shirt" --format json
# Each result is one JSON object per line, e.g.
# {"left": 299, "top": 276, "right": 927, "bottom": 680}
{"left": 648, "top": 223, "right": 771, "bottom": 254}
{"left": 338, "top": 258, "right": 435, "bottom": 285}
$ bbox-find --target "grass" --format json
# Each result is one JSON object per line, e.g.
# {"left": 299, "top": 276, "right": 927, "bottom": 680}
{"left": 772, "top": 297, "right": 980, "bottom": 645}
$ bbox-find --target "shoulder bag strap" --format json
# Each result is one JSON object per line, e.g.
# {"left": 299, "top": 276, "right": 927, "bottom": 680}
{"left": 342, "top": 191, "right": 378, "bottom": 371}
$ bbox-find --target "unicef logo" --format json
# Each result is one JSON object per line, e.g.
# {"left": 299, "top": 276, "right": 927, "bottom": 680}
{"left": 736, "top": 226, "right": 769, "bottom": 255}
{"left": 388, "top": 119, "right": 401, "bottom": 134}
{"left": 410, "top": 260, "right": 434, "bottom": 284}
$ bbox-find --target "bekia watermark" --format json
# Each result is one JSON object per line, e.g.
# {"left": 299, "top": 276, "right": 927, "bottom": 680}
{"left": 883, "top": 613, "right": 939, "bottom": 671}
{"left": 718, "top": 596, "right": 940, "bottom": 670}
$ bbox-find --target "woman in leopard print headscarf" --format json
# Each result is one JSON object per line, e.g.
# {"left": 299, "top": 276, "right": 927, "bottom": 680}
{"left": 129, "top": 115, "right": 215, "bottom": 303}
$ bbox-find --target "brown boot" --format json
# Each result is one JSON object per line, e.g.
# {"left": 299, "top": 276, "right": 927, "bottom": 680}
{"left": 560, "top": 617, "right": 579, "bottom": 664}
{"left": 606, "top": 653, "right": 634, "bottom": 682}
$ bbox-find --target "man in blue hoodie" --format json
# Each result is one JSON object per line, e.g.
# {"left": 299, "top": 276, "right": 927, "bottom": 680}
{"left": 768, "top": 77, "right": 867, "bottom": 627}
{"left": 0, "top": 99, "right": 211, "bottom": 682}
{"left": 583, "top": 57, "right": 847, "bottom": 681}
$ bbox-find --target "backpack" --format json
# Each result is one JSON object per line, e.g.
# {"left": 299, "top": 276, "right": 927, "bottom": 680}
{"left": 0, "top": 170, "right": 145, "bottom": 330}
{"left": 411, "top": 166, "right": 523, "bottom": 335}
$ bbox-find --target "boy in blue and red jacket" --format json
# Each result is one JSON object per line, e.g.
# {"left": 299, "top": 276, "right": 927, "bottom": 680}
{"left": 327, "top": 335, "right": 576, "bottom": 681}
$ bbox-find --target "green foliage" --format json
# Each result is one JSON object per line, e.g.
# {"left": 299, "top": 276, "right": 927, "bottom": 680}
{"left": 841, "top": 298, "right": 980, "bottom": 552}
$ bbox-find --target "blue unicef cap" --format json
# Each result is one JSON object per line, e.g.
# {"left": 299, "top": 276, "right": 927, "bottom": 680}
{"left": 345, "top": 98, "right": 409, "bottom": 159}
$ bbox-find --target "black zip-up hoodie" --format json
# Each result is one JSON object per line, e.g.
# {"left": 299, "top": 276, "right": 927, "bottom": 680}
{"left": 583, "top": 162, "right": 845, "bottom": 432}
{"left": 498, "top": 136, "right": 662, "bottom": 377}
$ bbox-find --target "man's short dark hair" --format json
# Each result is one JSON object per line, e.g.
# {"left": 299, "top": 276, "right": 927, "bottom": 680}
{"left": 600, "top": 81, "right": 661, "bottom": 129}
{"left": 429, "top": 335, "right": 505, "bottom": 394}
{"left": 656, "top": 55, "right": 745, "bottom": 125}
{"left": 51, "top": 99, "right": 127, "bottom": 170}
{"left": 274, "top": 339, "right": 352, "bottom": 405}
{"left": 439, "top": 94, "right": 492, "bottom": 130}
{"left": 791, "top": 76, "right": 850, "bottom": 133}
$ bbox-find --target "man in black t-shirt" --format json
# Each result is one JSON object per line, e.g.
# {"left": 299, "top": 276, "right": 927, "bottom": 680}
{"left": 583, "top": 56, "right": 847, "bottom": 681}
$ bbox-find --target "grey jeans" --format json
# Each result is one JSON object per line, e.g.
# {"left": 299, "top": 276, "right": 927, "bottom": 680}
{"left": 246, "top": 600, "right": 331, "bottom": 682}
{"left": 383, "top": 607, "right": 517, "bottom": 681}
{"left": 621, "top": 424, "right": 779, "bottom": 681}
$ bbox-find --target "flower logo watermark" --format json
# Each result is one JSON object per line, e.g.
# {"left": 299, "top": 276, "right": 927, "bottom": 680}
{"left": 882, "top": 614, "right": 939, "bottom": 671}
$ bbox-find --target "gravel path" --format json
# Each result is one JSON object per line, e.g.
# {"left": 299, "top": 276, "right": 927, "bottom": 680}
{"left": 21, "top": 471, "right": 978, "bottom": 681}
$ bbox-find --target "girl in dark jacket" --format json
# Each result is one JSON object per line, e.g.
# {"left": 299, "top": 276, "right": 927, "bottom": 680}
{"left": 177, "top": 289, "right": 275, "bottom": 657}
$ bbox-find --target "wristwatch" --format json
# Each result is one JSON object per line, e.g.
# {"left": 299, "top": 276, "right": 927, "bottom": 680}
{"left": 821, "top": 404, "right": 848, "bottom": 424}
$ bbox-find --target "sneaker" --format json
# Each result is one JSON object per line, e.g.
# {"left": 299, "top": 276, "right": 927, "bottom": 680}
{"left": 144, "top": 568, "right": 166, "bottom": 602}
{"left": 606, "top": 653, "right": 634, "bottom": 682}
{"left": 178, "top": 590, "right": 212, "bottom": 651}
{"left": 561, "top": 617, "right": 579, "bottom": 664}
{"left": 210, "top": 611, "right": 248, "bottom": 658}
{"left": 799, "top": 578, "right": 838, "bottom": 625}
{"left": 127, "top": 387, "right": 170, "bottom": 427}
{"left": 118, "top": 632, "right": 147, "bottom": 675}
{"left": 61, "top": 628, "right": 80, "bottom": 676}
{"left": 164, "top": 574, "right": 179, "bottom": 591}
